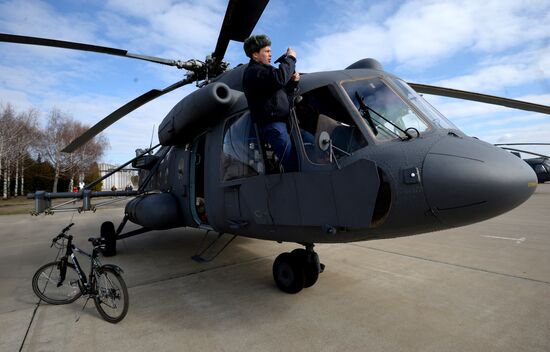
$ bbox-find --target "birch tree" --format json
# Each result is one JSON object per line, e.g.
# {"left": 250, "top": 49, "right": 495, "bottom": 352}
{"left": 13, "top": 109, "right": 39, "bottom": 196}
{"left": 0, "top": 104, "right": 39, "bottom": 198}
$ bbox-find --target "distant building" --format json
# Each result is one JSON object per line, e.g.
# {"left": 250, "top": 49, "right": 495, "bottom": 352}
{"left": 98, "top": 163, "right": 138, "bottom": 191}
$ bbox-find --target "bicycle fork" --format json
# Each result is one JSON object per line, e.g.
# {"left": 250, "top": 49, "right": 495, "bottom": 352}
{"left": 57, "top": 257, "right": 68, "bottom": 288}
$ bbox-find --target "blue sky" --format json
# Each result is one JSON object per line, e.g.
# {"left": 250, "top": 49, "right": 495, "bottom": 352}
{"left": 0, "top": 0, "right": 549, "bottom": 164}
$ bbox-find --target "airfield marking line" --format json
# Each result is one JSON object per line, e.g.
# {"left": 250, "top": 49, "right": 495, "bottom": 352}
{"left": 347, "top": 243, "right": 550, "bottom": 286}
{"left": 482, "top": 235, "right": 526, "bottom": 243}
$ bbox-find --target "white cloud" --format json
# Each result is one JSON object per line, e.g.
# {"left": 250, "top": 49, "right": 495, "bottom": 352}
{"left": 105, "top": 0, "right": 174, "bottom": 18}
{"left": 102, "top": 0, "right": 226, "bottom": 60}
{"left": 0, "top": 1, "right": 98, "bottom": 41}
{"left": 424, "top": 93, "right": 550, "bottom": 130}
{"left": 432, "top": 92, "right": 550, "bottom": 118}
{"left": 299, "top": 0, "right": 550, "bottom": 72}
{"left": 0, "top": 90, "right": 33, "bottom": 110}
{"left": 466, "top": 120, "right": 550, "bottom": 158}
{"left": 1, "top": 0, "right": 548, "bottom": 165}
{"left": 299, "top": 24, "right": 393, "bottom": 72}
{"left": 387, "top": 1, "right": 476, "bottom": 66}
{"left": 479, "top": 121, "right": 550, "bottom": 145}
{"left": 433, "top": 46, "right": 550, "bottom": 93}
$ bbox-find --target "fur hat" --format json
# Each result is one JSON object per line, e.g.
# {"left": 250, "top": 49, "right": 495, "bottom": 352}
{"left": 243, "top": 34, "right": 271, "bottom": 58}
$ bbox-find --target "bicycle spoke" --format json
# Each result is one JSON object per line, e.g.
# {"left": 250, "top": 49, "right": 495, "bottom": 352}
{"left": 32, "top": 262, "right": 82, "bottom": 304}
{"left": 93, "top": 268, "right": 128, "bottom": 323}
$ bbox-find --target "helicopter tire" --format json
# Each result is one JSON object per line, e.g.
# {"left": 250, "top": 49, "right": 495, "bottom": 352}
{"left": 273, "top": 252, "right": 305, "bottom": 294}
{"left": 100, "top": 221, "right": 117, "bottom": 257}
{"left": 290, "top": 248, "right": 320, "bottom": 288}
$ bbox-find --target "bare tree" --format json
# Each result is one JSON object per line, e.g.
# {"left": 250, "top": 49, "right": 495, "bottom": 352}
{"left": 65, "top": 123, "right": 107, "bottom": 191}
{"left": 1, "top": 105, "right": 107, "bottom": 197}
{"left": 39, "top": 108, "right": 107, "bottom": 192}
{"left": 13, "top": 109, "right": 39, "bottom": 196}
{"left": 0, "top": 104, "right": 40, "bottom": 198}
{"left": 0, "top": 104, "right": 15, "bottom": 199}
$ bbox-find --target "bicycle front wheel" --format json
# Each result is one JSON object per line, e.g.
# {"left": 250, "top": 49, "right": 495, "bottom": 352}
{"left": 32, "top": 261, "right": 82, "bottom": 304}
{"left": 93, "top": 267, "right": 129, "bottom": 323}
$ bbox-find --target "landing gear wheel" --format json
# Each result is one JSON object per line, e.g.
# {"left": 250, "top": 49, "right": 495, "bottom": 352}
{"left": 273, "top": 252, "right": 305, "bottom": 294}
{"left": 100, "top": 221, "right": 117, "bottom": 257}
{"left": 291, "top": 248, "right": 320, "bottom": 288}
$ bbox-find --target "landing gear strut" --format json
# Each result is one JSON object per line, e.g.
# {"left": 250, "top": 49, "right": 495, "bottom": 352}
{"left": 272, "top": 244, "right": 324, "bottom": 294}
{"left": 99, "top": 216, "right": 153, "bottom": 257}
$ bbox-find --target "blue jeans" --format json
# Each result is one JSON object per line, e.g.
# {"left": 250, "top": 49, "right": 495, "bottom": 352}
{"left": 261, "top": 122, "right": 314, "bottom": 172}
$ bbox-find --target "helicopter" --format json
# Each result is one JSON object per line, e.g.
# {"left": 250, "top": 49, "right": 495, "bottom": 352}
{"left": 524, "top": 158, "right": 550, "bottom": 183}
{"left": 1, "top": 0, "right": 549, "bottom": 294}
{"left": 494, "top": 143, "right": 550, "bottom": 184}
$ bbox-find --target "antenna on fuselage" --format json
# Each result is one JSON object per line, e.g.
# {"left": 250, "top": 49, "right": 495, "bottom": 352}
{"left": 149, "top": 124, "right": 155, "bottom": 153}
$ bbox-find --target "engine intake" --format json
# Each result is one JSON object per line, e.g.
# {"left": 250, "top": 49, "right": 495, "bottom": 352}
{"left": 158, "top": 82, "right": 238, "bottom": 145}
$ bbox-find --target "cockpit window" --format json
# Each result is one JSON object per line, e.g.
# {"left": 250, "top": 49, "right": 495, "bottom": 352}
{"left": 342, "top": 78, "right": 429, "bottom": 141}
{"left": 391, "top": 79, "right": 457, "bottom": 130}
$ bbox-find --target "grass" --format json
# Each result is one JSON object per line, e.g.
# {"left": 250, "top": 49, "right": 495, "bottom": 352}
{"left": 0, "top": 196, "right": 35, "bottom": 215}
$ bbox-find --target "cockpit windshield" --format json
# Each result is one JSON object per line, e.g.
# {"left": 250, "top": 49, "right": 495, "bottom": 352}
{"left": 342, "top": 78, "right": 454, "bottom": 141}
{"left": 391, "top": 78, "right": 457, "bottom": 130}
{"left": 343, "top": 78, "right": 428, "bottom": 140}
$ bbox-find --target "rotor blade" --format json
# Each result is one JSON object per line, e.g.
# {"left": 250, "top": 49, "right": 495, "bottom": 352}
{"left": 0, "top": 33, "right": 182, "bottom": 68}
{"left": 62, "top": 77, "right": 194, "bottom": 153}
{"left": 408, "top": 83, "right": 550, "bottom": 115}
{"left": 212, "top": 0, "right": 270, "bottom": 61}
{"left": 499, "top": 147, "right": 550, "bottom": 159}
{"left": 494, "top": 143, "right": 550, "bottom": 146}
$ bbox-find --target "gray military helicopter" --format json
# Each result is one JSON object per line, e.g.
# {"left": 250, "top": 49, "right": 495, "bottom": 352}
{"left": 2, "top": 0, "right": 549, "bottom": 294}
{"left": 494, "top": 143, "right": 550, "bottom": 184}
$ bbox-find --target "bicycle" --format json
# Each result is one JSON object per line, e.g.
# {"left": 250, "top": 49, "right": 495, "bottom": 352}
{"left": 32, "top": 223, "right": 129, "bottom": 323}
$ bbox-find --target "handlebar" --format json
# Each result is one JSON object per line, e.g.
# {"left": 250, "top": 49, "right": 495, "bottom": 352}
{"left": 49, "top": 223, "right": 105, "bottom": 252}
{"left": 62, "top": 222, "right": 74, "bottom": 233}
{"left": 50, "top": 223, "right": 75, "bottom": 246}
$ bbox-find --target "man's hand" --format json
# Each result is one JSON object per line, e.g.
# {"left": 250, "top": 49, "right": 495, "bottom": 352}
{"left": 291, "top": 72, "right": 300, "bottom": 82}
{"left": 287, "top": 47, "right": 296, "bottom": 59}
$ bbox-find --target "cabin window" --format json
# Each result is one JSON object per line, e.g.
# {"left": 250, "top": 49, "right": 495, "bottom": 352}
{"left": 342, "top": 78, "right": 430, "bottom": 141}
{"left": 294, "top": 85, "right": 368, "bottom": 164}
{"left": 221, "top": 113, "right": 264, "bottom": 181}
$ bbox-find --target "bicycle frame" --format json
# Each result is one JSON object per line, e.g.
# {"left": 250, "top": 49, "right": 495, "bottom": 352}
{"left": 60, "top": 235, "right": 102, "bottom": 295}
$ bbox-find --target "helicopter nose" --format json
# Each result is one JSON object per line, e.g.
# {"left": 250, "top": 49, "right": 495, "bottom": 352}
{"left": 422, "top": 135, "right": 537, "bottom": 227}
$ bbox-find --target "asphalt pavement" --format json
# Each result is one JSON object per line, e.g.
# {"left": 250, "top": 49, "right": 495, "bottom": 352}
{"left": 1, "top": 184, "right": 549, "bottom": 352}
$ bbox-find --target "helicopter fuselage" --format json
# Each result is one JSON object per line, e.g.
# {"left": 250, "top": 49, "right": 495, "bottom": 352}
{"left": 127, "top": 64, "right": 537, "bottom": 244}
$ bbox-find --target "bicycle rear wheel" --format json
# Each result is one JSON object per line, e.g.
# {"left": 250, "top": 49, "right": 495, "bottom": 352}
{"left": 93, "top": 267, "right": 129, "bottom": 323}
{"left": 32, "top": 261, "right": 82, "bottom": 304}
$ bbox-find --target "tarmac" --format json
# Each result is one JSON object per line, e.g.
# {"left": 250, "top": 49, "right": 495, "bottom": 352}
{"left": 1, "top": 184, "right": 549, "bottom": 352}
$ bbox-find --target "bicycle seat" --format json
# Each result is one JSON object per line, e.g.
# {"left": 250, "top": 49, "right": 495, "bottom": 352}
{"left": 88, "top": 237, "right": 105, "bottom": 246}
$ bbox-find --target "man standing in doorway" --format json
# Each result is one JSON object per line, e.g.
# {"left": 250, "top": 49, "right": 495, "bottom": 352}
{"left": 242, "top": 34, "right": 301, "bottom": 172}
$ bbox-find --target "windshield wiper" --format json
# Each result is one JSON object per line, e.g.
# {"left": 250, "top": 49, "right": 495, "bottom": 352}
{"left": 355, "top": 91, "right": 413, "bottom": 140}
{"left": 355, "top": 91, "right": 378, "bottom": 136}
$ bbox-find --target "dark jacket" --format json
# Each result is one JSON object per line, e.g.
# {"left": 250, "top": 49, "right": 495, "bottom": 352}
{"left": 242, "top": 56, "right": 297, "bottom": 127}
